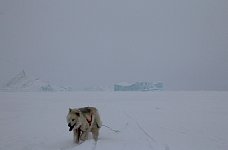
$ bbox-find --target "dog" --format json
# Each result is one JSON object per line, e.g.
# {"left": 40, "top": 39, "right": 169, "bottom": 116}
{"left": 67, "top": 107, "right": 102, "bottom": 143}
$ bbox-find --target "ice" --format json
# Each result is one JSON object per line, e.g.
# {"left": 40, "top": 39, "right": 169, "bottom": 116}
{"left": 114, "top": 82, "right": 163, "bottom": 91}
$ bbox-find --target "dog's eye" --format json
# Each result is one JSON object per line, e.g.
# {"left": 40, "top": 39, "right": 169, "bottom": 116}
{"left": 72, "top": 119, "right": 75, "bottom": 121}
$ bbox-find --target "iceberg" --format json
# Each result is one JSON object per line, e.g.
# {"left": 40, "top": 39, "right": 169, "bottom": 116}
{"left": 114, "top": 82, "right": 163, "bottom": 91}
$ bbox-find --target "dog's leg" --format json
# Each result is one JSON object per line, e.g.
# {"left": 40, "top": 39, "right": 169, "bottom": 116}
{"left": 91, "top": 127, "right": 99, "bottom": 141}
{"left": 80, "top": 130, "right": 89, "bottom": 142}
{"left": 73, "top": 129, "right": 80, "bottom": 144}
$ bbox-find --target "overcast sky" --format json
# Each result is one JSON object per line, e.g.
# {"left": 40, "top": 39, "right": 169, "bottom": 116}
{"left": 0, "top": 0, "right": 228, "bottom": 90}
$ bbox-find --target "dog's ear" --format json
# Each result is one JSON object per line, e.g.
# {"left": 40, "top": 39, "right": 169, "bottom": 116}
{"left": 75, "top": 112, "right": 80, "bottom": 117}
{"left": 69, "top": 108, "right": 72, "bottom": 112}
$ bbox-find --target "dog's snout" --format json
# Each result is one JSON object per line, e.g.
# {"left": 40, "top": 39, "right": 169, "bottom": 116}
{"left": 68, "top": 123, "right": 71, "bottom": 127}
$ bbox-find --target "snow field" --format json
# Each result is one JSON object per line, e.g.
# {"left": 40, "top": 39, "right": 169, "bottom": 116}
{"left": 0, "top": 91, "right": 227, "bottom": 150}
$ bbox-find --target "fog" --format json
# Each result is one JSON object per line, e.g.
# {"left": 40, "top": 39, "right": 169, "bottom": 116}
{"left": 1, "top": 0, "right": 228, "bottom": 90}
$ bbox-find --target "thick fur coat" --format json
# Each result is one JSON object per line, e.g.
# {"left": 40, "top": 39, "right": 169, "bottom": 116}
{"left": 67, "top": 107, "right": 102, "bottom": 143}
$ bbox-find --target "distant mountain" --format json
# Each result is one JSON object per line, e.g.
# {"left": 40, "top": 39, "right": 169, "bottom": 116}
{"left": 0, "top": 70, "right": 71, "bottom": 92}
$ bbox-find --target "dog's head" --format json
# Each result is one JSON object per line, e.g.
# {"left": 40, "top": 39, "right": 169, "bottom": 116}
{"left": 67, "top": 108, "right": 82, "bottom": 131}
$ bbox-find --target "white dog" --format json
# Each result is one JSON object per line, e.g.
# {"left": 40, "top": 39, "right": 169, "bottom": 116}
{"left": 67, "top": 107, "right": 102, "bottom": 143}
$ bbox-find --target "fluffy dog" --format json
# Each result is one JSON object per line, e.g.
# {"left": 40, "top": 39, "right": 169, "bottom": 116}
{"left": 67, "top": 107, "right": 102, "bottom": 143}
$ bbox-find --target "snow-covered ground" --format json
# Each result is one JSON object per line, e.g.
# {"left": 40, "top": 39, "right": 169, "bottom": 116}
{"left": 0, "top": 91, "right": 227, "bottom": 150}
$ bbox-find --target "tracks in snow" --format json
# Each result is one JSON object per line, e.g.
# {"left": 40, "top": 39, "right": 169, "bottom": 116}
{"left": 124, "top": 112, "right": 169, "bottom": 150}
